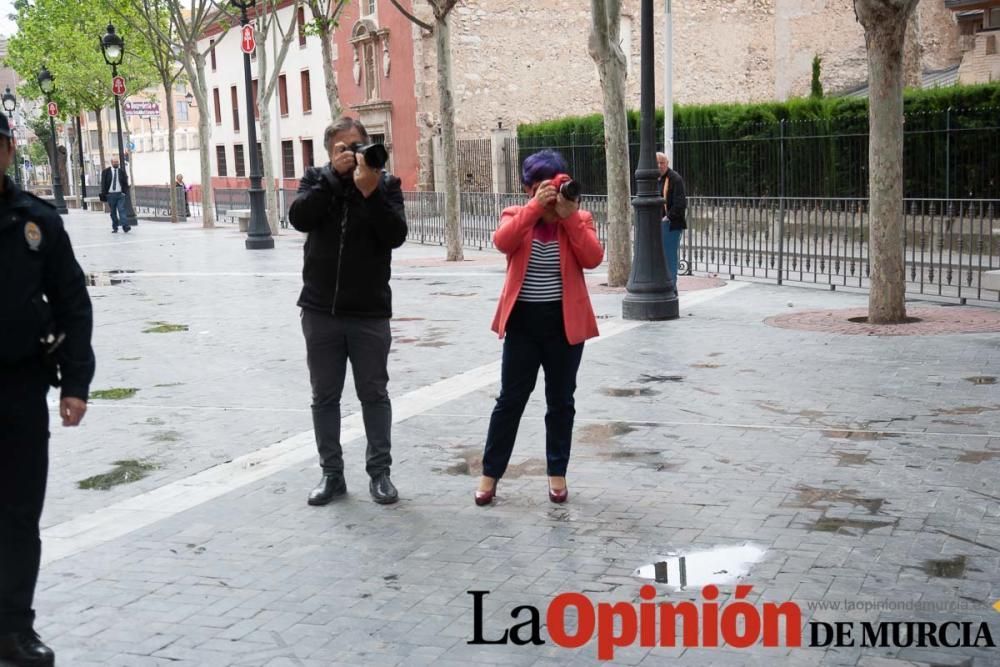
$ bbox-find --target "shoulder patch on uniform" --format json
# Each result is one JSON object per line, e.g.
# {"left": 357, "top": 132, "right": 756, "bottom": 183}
{"left": 24, "top": 221, "right": 43, "bottom": 251}
{"left": 23, "top": 191, "right": 57, "bottom": 209}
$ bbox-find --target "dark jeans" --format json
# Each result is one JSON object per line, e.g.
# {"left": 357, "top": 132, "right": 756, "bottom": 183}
{"left": 107, "top": 192, "right": 130, "bottom": 230}
{"left": 301, "top": 309, "right": 393, "bottom": 477}
{"left": 0, "top": 368, "right": 49, "bottom": 633}
{"left": 482, "top": 301, "right": 584, "bottom": 479}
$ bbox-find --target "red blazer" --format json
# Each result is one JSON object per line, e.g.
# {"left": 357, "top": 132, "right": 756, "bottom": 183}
{"left": 490, "top": 199, "right": 605, "bottom": 345}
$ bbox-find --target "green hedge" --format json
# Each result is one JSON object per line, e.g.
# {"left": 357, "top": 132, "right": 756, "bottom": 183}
{"left": 515, "top": 84, "right": 1000, "bottom": 198}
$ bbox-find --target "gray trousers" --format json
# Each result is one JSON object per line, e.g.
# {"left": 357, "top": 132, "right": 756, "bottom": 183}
{"left": 301, "top": 309, "right": 393, "bottom": 477}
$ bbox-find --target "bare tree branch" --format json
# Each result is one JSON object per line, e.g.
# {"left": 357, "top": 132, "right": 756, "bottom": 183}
{"left": 388, "top": 0, "right": 432, "bottom": 31}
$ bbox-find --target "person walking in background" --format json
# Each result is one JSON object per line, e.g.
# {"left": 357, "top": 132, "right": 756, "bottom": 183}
{"left": 656, "top": 152, "right": 687, "bottom": 286}
{"left": 175, "top": 174, "right": 191, "bottom": 218}
{"left": 99, "top": 157, "right": 130, "bottom": 233}
{"left": 288, "top": 117, "right": 408, "bottom": 507}
{"left": 475, "top": 149, "right": 604, "bottom": 507}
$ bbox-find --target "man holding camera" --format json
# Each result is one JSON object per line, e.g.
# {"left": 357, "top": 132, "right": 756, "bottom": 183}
{"left": 289, "top": 117, "right": 407, "bottom": 507}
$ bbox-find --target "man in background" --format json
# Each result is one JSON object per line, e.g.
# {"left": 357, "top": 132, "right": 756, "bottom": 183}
{"left": 99, "top": 156, "right": 130, "bottom": 233}
{"left": 656, "top": 152, "right": 687, "bottom": 287}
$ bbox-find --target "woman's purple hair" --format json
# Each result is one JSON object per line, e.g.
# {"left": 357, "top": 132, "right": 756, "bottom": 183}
{"left": 521, "top": 149, "right": 569, "bottom": 188}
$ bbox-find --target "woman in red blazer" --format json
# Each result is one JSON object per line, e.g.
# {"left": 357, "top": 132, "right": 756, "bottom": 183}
{"left": 475, "top": 150, "right": 604, "bottom": 506}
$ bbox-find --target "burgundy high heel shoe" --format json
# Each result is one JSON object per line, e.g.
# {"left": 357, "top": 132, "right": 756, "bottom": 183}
{"left": 548, "top": 481, "right": 568, "bottom": 504}
{"left": 475, "top": 478, "right": 498, "bottom": 506}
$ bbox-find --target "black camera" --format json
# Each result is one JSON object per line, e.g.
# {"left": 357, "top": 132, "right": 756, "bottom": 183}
{"left": 350, "top": 142, "right": 389, "bottom": 170}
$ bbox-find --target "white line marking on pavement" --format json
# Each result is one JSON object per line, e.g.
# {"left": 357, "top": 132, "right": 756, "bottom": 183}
{"left": 41, "top": 282, "right": 743, "bottom": 565}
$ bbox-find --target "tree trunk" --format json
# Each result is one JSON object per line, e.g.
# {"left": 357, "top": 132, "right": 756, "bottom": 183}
{"left": 309, "top": 0, "right": 343, "bottom": 118}
{"left": 191, "top": 50, "right": 216, "bottom": 228}
{"left": 855, "top": 0, "right": 917, "bottom": 323}
{"left": 164, "top": 77, "right": 179, "bottom": 223}
{"left": 318, "top": 24, "right": 342, "bottom": 118}
{"left": 436, "top": 12, "right": 462, "bottom": 261}
{"left": 259, "top": 98, "right": 281, "bottom": 236}
{"left": 589, "top": 0, "right": 631, "bottom": 286}
{"left": 95, "top": 109, "right": 106, "bottom": 170}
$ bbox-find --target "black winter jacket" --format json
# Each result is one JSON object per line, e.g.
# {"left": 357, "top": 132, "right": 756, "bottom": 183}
{"left": 288, "top": 164, "right": 407, "bottom": 317}
{"left": 0, "top": 178, "right": 95, "bottom": 399}
{"left": 657, "top": 168, "right": 687, "bottom": 231}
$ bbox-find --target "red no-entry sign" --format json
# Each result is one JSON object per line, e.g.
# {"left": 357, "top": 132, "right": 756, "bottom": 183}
{"left": 47, "top": 101, "right": 58, "bottom": 117}
{"left": 112, "top": 75, "right": 127, "bottom": 97}
{"left": 241, "top": 25, "right": 256, "bottom": 54}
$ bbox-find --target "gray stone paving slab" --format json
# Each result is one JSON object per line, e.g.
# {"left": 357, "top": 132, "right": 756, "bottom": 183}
{"left": 14, "top": 212, "right": 1000, "bottom": 665}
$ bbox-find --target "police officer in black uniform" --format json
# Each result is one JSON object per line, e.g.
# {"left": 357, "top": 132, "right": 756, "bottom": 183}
{"left": 0, "top": 113, "right": 94, "bottom": 666}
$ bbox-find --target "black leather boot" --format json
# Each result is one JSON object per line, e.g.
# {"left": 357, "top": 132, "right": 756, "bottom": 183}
{"left": 307, "top": 474, "right": 346, "bottom": 506}
{"left": 0, "top": 629, "right": 55, "bottom": 667}
{"left": 369, "top": 472, "right": 398, "bottom": 505}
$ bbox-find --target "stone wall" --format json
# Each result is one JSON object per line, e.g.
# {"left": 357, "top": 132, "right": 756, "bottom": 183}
{"left": 412, "top": 0, "right": 962, "bottom": 139}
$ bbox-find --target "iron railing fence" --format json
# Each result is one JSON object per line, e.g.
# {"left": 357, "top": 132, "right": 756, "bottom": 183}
{"left": 507, "top": 109, "right": 1000, "bottom": 199}
{"left": 213, "top": 188, "right": 251, "bottom": 224}
{"left": 403, "top": 191, "right": 1000, "bottom": 303}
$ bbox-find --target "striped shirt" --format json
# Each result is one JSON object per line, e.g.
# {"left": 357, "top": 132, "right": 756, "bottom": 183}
{"left": 518, "top": 238, "right": 562, "bottom": 302}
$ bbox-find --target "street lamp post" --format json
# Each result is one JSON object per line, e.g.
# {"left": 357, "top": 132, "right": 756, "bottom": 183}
{"left": 35, "top": 67, "right": 68, "bottom": 214}
{"left": 232, "top": 0, "right": 273, "bottom": 249}
{"left": 76, "top": 114, "right": 88, "bottom": 209}
{"left": 100, "top": 24, "right": 138, "bottom": 227}
{"left": 2, "top": 87, "right": 22, "bottom": 188}
{"left": 622, "top": 0, "right": 678, "bottom": 321}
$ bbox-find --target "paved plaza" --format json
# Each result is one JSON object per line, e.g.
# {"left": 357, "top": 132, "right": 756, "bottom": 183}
{"left": 12, "top": 211, "right": 1000, "bottom": 666}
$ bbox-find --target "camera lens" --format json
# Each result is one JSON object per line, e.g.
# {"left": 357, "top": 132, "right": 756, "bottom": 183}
{"left": 560, "top": 179, "right": 581, "bottom": 202}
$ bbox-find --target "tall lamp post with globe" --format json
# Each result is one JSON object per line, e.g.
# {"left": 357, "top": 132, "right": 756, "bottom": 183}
{"left": 100, "top": 23, "right": 138, "bottom": 227}
{"left": 35, "top": 67, "right": 68, "bottom": 213}
{"left": 2, "top": 87, "right": 22, "bottom": 188}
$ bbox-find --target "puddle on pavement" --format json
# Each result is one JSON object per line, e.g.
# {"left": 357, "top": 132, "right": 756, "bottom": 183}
{"left": 150, "top": 430, "right": 182, "bottom": 443}
{"left": 416, "top": 341, "right": 451, "bottom": 348}
{"left": 756, "top": 402, "right": 829, "bottom": 422}
{"left": 957, "top": 450, "right": 1000, "bottom": 463}
{"left": 810, "top": 516, "right": 897, "bottom": 534}
{"left": 392, "top": 317, "right": 425, "bottom": 322}
{"left": 436, "top": 448, "right": 546, "bottom": 478}
{"left": 576, "top": 422, "right": 637, "bottom": 443}
{"left": 822, "top": 429, "right": 882, "bottom": 441}
{"left": 834, "top": 451, "right": 875, "bottom": 466}
{"left": 78, "top": 459, "right": 157, "bottom": 490}
{"left": 430, "top": 292, "right": 477, "bottom": 297}
{"left": 924, "top": 555, "right": 967, "bottom": 578}
{"left": 637, "top": 374, "right": 685, "bottom": 383}
{"left": 633, "top": 544, "right": 766, "bottom": 589}
{"left": 788, "top": 486, "right": 885, "bottom": 514}
{"left": 90, "top": 387, "right": 139, "bottom": 400}
{"left": 930, "top": 405, "right": 1000, "bottom": 416}
{"left": 965, "top": 376, "right": 997, "bottom": 385}
{"left": 602, "top": 387, "right": 660, "bottom": 397}
{"left": 86, "top": 270, "right": 134, "bottom": 286}
{"left": 690, "top": 363, "right": 723, "bottom": 369}
{"left": 143, "top": 321, "right": 189, "bottom": 334}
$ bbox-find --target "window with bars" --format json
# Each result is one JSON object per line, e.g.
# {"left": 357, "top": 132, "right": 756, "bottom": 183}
{"left": 234, "top": 144, "right": 246, "bottom": 177}
{"left": 252, "top": 79, "right": 259, "bottom": 119}
{"left": 176, "top": 99, "right": 189, "bottom": 122}
{"left": 256, "top": 143, "right": 264, "bottom": 173}
{"left": 210, "top": 39, "right": 217, "bottom": 71}
{"left": 278, "top": 74, "right": 289, "bottom": 116}
{"left": 213, "top": 88, "right": 221, "bottom": 124}
{"left": 364, "top": 42, "right": 377, "bottom": 100}
{"left": 216, "top": 145, "right": 228, "bottom": 177}
{"left": 282, "top": 140, "right": 295, "bottom": 178}
{"left": 302, "top": 139, "right": 314, "bottom": 170}
{"left": 297, "top": 6, "right": 307, "bottom": 46}
{"left": 301, "top": 70, "right": 312, "bottom": 113}
{"left": 231, "top": 86, "right": 240, "bottom": 131}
